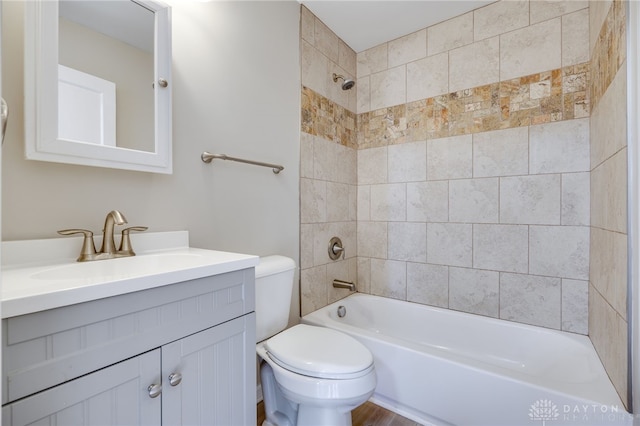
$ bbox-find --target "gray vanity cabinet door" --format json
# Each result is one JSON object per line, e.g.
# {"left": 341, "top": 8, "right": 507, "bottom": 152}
{"left": 161, "top": 313, "right": 256, "bottom": 426}
{"left": 2, "top": 349, "right": 161, "bottom": 426}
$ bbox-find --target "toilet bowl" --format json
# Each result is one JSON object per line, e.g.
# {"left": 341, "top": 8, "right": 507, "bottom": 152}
{"left": 255, "top": 256, "right": 376, "bottom": 426}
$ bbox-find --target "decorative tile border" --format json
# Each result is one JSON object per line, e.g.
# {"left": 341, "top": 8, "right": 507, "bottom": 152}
{"left": 356, "top": 62, "right": 589, "bottom": 149}
{"left": 590, "top": 0, "right": 626, "bottom": 112}
{"left": 301, "top": 62, "right": 589, "bottom": 151}
{"left": 301, "top": 87, "right": 357, "bottom": 150}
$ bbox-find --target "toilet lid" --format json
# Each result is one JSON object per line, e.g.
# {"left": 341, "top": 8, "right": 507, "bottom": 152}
{"left": 265, "top": 324, "right": 374, "bottom": 379}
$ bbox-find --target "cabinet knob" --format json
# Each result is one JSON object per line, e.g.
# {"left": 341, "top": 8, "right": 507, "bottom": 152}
{"left": 147, "top": 383, "right": 162, "bottom": 398}
{"left": 168, "top": 372, "right": 182, "bottom": 386}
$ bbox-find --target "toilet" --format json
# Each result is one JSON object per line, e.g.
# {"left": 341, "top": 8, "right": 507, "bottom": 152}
{"left": 255, "top": 256, "right": 376, "bottom": 426}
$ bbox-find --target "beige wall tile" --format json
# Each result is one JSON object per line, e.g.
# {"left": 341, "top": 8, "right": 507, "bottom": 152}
{"left": 370, "top": 259, "right": 407, "bottom": 300}
{"left": 388, "top": 222, "right": 427, "bottom": 263}
{"left": 590, "top": 227, "right": 627, "bottom": 319}
{"left": 562, "top": 8, "right": 590, "bottom": 66}
{"left": 530, "top": 118, "right": 590, "bottom": 174}
{"left": 300, "top": 6, "right": 315, "bottom": 45}
{"left": 427, "top": 223, "right": 473, "bottom": 267}
{"left": 500, "top": 273, "right": 561, "bottom": 329}
{"left": 427, "top": 12, "right": 473, "bottom": 56}
{"left": 357, "top": 185, "right": 370, "bottom": 221}
{"left": 449, "top": 37, "right": 500, "bottom": 92}
{"left": 300, "top": 132, "right": 314, "bottom": 178}
{"left": 357, "top": 43, "right": 387, "bottom": 78}
{"left": 300, "top": 224, "right": 314, "bottom": 270}
{"left": 356, "top": 75, "right": 371, "bottom": 114}
{"left": 336, "top": 144, "right": 357, "bottom": 184}
{"left": 449, "top": 178, "right": 499, "bottom": 224}
{"left": 370, "top": 183, "right": 407, "bottom": 221}
{"left": 427, "top": 134, "right": 473, "bottom": 180}
{"left": 357, "top": 146, "right": 387, "bottom": 185}
{"left": 500, "top": 18, "right": 562, "bottom": 81}
{"left": 500, "top": 174, "right": 561, "bottom": 225}
{"left": 326, "top": 182, "right": 351, "bottom": 222}
{"left": 529, "top": 225, "right": 589, "bottom": 280}
{"left": 474, "top": 0, "right": 529, "bottom": 41}
{"left": 589, "top": 285, "right": 628, "bottom": 404}
{"left": 370, "top": 66, "right": 407, "bottom": 110}
{"left": 301, "top": 39, "right": 329, "bottom": 95}
{"left": 449, "top": 267, "right": 499, "bottom": 317}
{"left": 562, "top": 172, "right": 590, "bottom": 226}
{"left": 348, "top": 185, "right": 357, "bottom": 221}
{"left": 591, "top": 148, "right": 627, "bottom": 234}
{"left": 313, "top": 137, "right": 337, "bottom": 181}
{"left": 591, "top": 65, "right": 627, "bottom": 169}
{"left": 473, "top": 127, "right": 529, "bottom": 178}
{"left": 407, "top": 263, "right": 449, "bottom": 308}
{"left": 338, "top": 220, "right": 358, "bottom": 259}
{"left": 388, "top": 29, "right": 427, "bottom": 68}
{"left": 338, "top": 39, "right": 357, "bottom": 76}
{"left": 356, "top": 257, "right": 371, "bottom": 294}
{"left": 314, "top": 17, "right": 339, "bottom": 63}
{"left": 473, "top": 224, "right": 529, "bottom": 273}
{"left": 530, "top": 0, "right": 588, "bottom": 24}
{"left": 561, "top": 279, "right": 588, "bottom": 334}
{"left": 407, "top": 181, "right": 449, "bottom": 222}
{"left": 388, "top": 141, "right": 427, "bottom": 183}
{"left": 357, "top": 221, "right": 387, "bottom": 259}
{"left": 300, "top": 265, "right": 327, "bottom": 316}
{"left": 407, "top": 52, "right": 449, "bottom": 103}
{"left": 300, "top": 178, "right": 326, "bottom": 223}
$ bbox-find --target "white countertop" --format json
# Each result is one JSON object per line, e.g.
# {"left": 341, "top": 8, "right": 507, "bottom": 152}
{"left": 2, "top": 231, "right": 259, "bottom": 318}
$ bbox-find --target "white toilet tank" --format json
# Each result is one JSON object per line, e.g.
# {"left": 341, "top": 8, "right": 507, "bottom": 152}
{"left": 255, "top": 255, "right": 296, "bottom": 342}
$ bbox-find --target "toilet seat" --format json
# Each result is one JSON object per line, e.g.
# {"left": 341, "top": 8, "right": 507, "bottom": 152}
{"left": 264, "top": 324, "right": 374, "bottom": 380}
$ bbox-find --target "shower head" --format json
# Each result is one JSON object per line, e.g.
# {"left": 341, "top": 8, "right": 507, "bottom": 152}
{"left": 333, "top": 73, "right": 355, "bottom": 90}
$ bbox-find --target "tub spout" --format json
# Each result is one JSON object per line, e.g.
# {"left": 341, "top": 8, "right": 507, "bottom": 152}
{"left": 333, "top": 279, "right": 355, "bottom": 291}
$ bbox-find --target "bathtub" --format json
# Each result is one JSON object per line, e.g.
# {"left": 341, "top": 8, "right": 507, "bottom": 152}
{"left": 302, "top": 293, "right": 633, "bottom": 426}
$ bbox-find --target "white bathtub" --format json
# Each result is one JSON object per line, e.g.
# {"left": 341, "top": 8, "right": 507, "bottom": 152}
{"left": 302, "top": 293, "right": 633, "bottom": 426}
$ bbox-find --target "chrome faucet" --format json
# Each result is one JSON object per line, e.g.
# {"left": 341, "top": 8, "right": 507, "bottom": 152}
{"left": 58, "top": 210, "right": 147, "bottom": 262}
{"left": 100, "top": 210, "right": 127, "bottom": 256}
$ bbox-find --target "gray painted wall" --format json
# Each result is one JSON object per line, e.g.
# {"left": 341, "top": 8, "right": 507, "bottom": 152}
{"left": 1, "top": 0, "right": 301, "bottom": 317}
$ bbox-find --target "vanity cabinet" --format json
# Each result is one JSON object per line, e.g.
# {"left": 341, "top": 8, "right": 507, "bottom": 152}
{"left": 4, "top": 348, "right": 162, "bottom": 425}
{"left": 2, "top": 268, "right": 256, "bottom": 425}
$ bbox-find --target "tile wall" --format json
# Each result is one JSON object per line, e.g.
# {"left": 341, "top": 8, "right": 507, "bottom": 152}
{"left": 300, "top": 7, "right": 359, "bottom": 315}
{"left": 588, "top": 0, "right": 628, "bottom": 407}
{"left": 354, "top": 0, "right": 590, "bottom": 334}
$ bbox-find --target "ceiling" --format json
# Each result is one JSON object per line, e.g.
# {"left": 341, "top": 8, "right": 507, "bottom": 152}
{"left": 300, "top": 0, "right": 495, "bottom": 53}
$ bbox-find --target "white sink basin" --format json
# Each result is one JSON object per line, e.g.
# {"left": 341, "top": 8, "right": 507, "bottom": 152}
{"left": 2, "top": 237, "right": 259, "bottom": 319}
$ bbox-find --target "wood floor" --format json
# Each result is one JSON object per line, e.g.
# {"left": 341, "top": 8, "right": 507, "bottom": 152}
{"left": 257, "top": 400, "right": 422, "bottom": 426}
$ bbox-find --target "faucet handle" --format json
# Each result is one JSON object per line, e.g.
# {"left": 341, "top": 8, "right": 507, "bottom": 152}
{"left": 119, "top": 226, "right": 148, "bottom": 255}
{"left": 58, "top": 229, "right": 97, "bottom": 261}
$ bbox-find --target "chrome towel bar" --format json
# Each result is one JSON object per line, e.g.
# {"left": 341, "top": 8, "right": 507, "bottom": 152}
{"left": 201, "top": 151, "right": 284, "bottom": 174}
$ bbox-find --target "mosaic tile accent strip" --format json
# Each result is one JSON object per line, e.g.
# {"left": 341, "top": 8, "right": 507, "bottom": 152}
{"left": 356, "top": 63, "right": 590, "bottom": 150}
{"left": 301, "top": 62, "right": 589, "bottom": 151}
{"left": 301, "top": 86, "right": 357, "bottom": 149}
{"left": 590, "top": 0, "right": 626, "bottom": 112}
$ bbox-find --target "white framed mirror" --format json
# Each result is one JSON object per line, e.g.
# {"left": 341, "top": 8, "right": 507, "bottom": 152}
{"left": 24, "top": 0, "right": 172, "bottom": 174}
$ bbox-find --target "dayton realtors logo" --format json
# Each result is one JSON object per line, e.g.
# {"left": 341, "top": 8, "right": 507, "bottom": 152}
{"left": 529, "top": 399, "right": 560, "bottom": 425}
{"left": 529, "top": 399, "right": 633, "bottom": 424}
